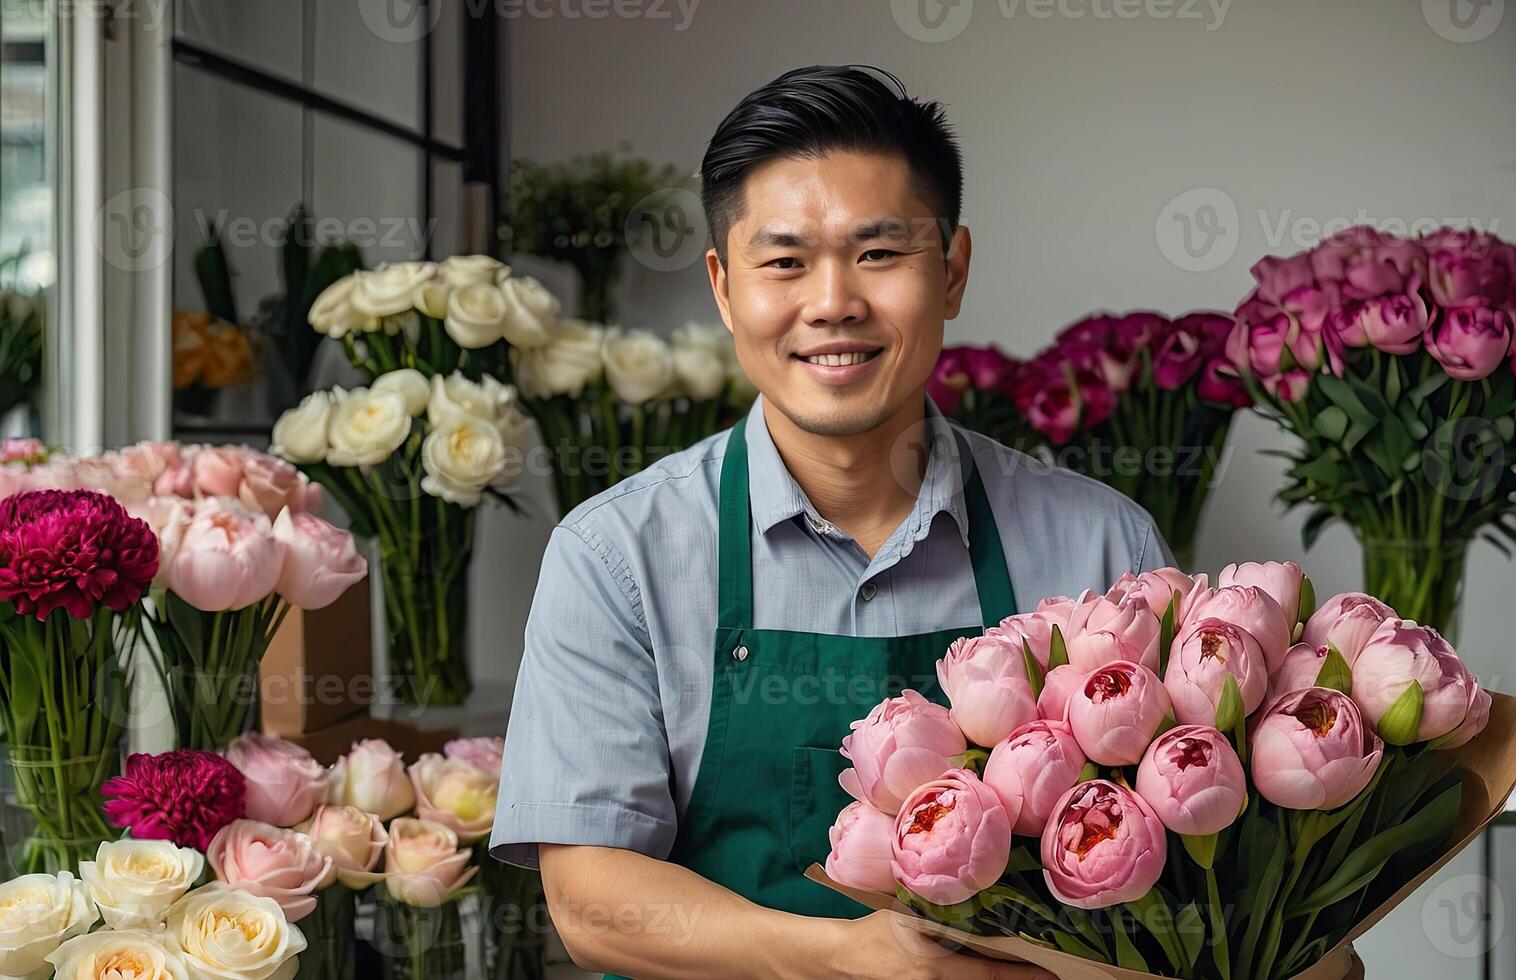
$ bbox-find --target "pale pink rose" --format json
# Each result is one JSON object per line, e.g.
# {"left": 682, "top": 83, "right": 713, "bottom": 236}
{"left": 891, "top": 769, "right": 1011, "bottom": 906}
{"left": 1437, "top": 687, "right": 1492, "bottom": 750}
{"left": 271, "top": 509, "right": 367, "bottom": 609}
{"left": 113, "top": 441, "right": 182, "bottom": 483}
{"left": 207, "top": 819, "right": 334, "bottom": 922}
{"left": 153, "top": 459, "right": 195, "bottom": 498}
{"left": 936, "top": 633, "right": 1038, "bottom": 747}
{"left": 444, "top": 737, "right": 504, "bottom": 776}
{"left": 824, "top": 801, "right": 897, "bottom": 894}
{"left": 408, "top": 753, "right": 498, "bottom": 844}
{"left": 238, "top": 454, "right": 307, "bottom": 519}
{"left": 1135, "top": 726, "right": 1246, "bottom": 836}
{"left": 328, "top": 740, "right": 416, "bottom": 821}
{"left": 1064, "top": 593, "right": 1161, "bottom": 674}
{"left": 1038, "top": 665, "right": 1087, "bottom": 723}
{"left": 192, "top": 446, "right": 246, "bottom": 497}
{"left": 1067, "top": 662, "right": 1172, "bottom": 766}
{"left": 159, "top": 498, "right": 286, "bottom": 611}
{"left": 1301, "top": 592, "right": 1397, "bottom": 665}
{"left": 223, "top": 733, "right": 329, "bottom": 828}
{"left": 1108, "top": 568, "right": 1209, "bottom": 631}
{"left": 1251, "top": 688, "right": 1383, "bottom": 810}
{"left": 1268, "top": 642, "right": 1333, "bottom": 707}
{"left": 298, "top": 805, "right": 387, "bottom": 889}
{"left": 1186, "top": 585, "right": 1292, "bottom": 673}
{"left": 1218, "top": 561, "right": 1304, "bottom": 626}
{"left": 1041, "top": 780, "right": 1167, "bottom": 909}
{"left": 383, "top": 818, "right": 478, "bottom": 908}
{"left": 1352, "top": 619, "right": 1478, "bottom": 744}
{"left": 839, "top": 691, "right": 967, "bottom": 815}
{"left": 1164, "top": 618, "right": 1269, "bottom": 726}
{"left": 983, "top": 720, "right": 1086, "bottom": 836}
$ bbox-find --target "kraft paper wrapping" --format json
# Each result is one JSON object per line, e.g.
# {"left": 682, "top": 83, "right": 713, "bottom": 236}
{"left": 805, "top": 690, "right": 1516, "bottom": 980}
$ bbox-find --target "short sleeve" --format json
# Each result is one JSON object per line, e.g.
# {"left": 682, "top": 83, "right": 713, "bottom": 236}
{"left": 490, "top": 524, "right": 677, "bottom": 869}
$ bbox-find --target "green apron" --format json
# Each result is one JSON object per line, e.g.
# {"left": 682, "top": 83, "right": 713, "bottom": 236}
{"left": 606, "top": 416, "right": 1016, "bottom": 978}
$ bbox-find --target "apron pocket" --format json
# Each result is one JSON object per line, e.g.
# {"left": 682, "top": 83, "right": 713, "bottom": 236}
{"left": 788, "top": 746, "right": 855, "bottom": 874}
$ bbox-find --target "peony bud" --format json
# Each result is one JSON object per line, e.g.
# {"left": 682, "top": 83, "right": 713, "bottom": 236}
{"left": 1067, "top": 661, "right": 1172, "bottom": 766}
{"left": 891, "top": 769, "right": 1011, "bottom": 907}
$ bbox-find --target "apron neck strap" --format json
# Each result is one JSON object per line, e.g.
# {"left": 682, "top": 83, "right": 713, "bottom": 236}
{"left": 717, "top": 416, "right": 1018, "bottom": 632}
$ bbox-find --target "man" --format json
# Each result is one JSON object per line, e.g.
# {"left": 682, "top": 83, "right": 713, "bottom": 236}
{"left": 493, "top": 65, "right": 1171, "bottom": 979}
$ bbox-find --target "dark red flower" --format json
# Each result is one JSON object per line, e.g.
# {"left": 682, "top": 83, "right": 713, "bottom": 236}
{"left": 0, "top": 489, "right": 159, "bottom": 621}
{"left": 102, "top": 750, "right": 247, "bottom": 850}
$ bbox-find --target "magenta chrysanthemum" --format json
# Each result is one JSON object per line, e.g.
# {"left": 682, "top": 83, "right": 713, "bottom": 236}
{"left": 102, "top": 750, "right": 247, "bottom": 850}
{"left": 0, "top": 489, "right": 159, "bottom": 620}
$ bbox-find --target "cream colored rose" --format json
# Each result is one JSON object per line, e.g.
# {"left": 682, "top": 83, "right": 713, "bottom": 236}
{"left": 47, "top": 930, "right": 190, "bottom": 980}
{"left": 604, "top": 328, "right": 675, "bottom": 405}
{"left": 166, "top": 885, "right": 305, "bottom": 980}
{"left": 427, "top": 373, "right": 514, "bottom": 436}
{"left": 497, "top": 276, "right": 557, "bottom": 348}
{"left": 270, "top": 391, "right": 333, "bottom": 464}
{"left": 444, "top": 282, "right": 510, "bottom": 349}
{"left": 307, "top": 277, "right": 377, "bottom": 339}
{"left": 413, "top": 281, "right": 451, "bottom": 319}
{"left": 671, "top": 323, "right": 730, "bottom": 400}
{"left": 372, "top": 368, "right": 430, "bottom": 417}
{"left": 297, "top": 806, "right": 387, "bottom": 890}
{"left": 0, "top": 872, "right": 98, "bottom": 978}
{"left": 325, "top": 387, "right": 412, "bottom": 467}
{"left": 421, "top": 418, "right": 507, "bottom": 506}
{"left": 439, "top": 254, "right": 508, "bottom": 289}
{"left": 383, "top": 819, "right": 478, "bottom": 909}
{"left": 349, "top": 262, "right": 437, "bottom": 318}
{"left": 80, "top": 839, "right": 205, "bottom": 930}
{"left": 408, "top": 753, "right": 499, "bottom": 844}
{"left": 327, "top": 739, "right": 415, "bottom": 821}
{"left": 511, "top": 318, "right": 605, "bottom": 399}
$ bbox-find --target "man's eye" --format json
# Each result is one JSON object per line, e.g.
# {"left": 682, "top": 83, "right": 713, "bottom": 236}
{"left": 861, "top": 249, "right": 901, "bottom": 262}
{"left": 764, "top": 257, "right": 801, "bottom": 270}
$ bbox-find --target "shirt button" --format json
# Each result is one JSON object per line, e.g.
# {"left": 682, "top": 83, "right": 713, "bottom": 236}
{"left": 860, "top": 582, "right": 878, "bottom": 602}
{"left": 732, "top": 645, "right": 749, "bottom": 662}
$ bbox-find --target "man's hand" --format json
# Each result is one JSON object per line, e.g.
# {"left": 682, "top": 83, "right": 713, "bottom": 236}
{"left": 826, "top": 909, "right": 1054, "bottom": 980}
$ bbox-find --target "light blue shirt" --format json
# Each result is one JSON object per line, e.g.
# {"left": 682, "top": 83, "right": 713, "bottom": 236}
{"left": 491, "top": 396, "right": 1172, "bottom": 868}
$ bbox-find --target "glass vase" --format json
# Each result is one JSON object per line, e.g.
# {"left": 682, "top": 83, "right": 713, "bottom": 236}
{"left": 376, "top": 896, "right": 468, "bottom": 980}
{"left": 1359, "top": 536, "right": 1469, "bottom": 642}
{"left": 478, "top": 848, "right": 548, "bottom": 980}
{"left": 5, "top": 744, "right": 117, "bottom": 874}
{"left": 296, "top": 885, "right": 357, "bottom": 980}
{"left": 377, "top": 501, "right": 476, "bottom": 708}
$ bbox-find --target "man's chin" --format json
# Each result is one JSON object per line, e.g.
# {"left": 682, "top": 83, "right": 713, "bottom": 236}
{"left": 777, "top": 398, "right": 902, "bottom": 438}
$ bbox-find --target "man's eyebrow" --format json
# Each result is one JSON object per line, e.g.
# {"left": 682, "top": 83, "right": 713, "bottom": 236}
{"left": 746, "top": 219, "right": 913, "bottom": 249}
{"left": 747, "top": 227, "right": 810, "bottom": 249}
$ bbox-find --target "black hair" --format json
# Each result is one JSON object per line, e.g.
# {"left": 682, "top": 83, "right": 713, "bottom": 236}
{"left": 699, "top": 65, "right": 963, "bottom": 266}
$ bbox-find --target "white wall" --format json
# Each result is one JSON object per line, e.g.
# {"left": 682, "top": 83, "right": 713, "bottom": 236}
{"left": 495, "top": 0, "right": 1516, "bottom": 971}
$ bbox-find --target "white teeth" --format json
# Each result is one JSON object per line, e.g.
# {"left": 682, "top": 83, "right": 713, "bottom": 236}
{"left": 803, "top": 350, "right": 876, "bottom": 367}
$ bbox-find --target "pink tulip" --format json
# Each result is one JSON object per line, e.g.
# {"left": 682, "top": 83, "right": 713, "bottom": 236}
{"left": 1165, "top": 618, "right": 1269, "bottom": 726}
{"left": 1425, "top": 306, "right": 1513, "bottom": 381}
{"left": 208, "top": 819, "right": 334, "bottom": 921}
{"left": 1352, "top": 619, "right": 1478, "bottom": 744}
{"left": 222, "top": 733, "right": 329, "bottom": 828}
{"left": 824, "top": 801, "right": 897, "bottom": 894}
{"left": 1064, "top": 593, "right": 1161, "bottom": 674}
{"left": 159, "top": 498, "right": 286, "bottom": 611}
{"left": 983, "top": 721, "right": 1086, "bottom": 836}
{"left": 1135, "top": 726, "right": 1247, "bottom": 836}
{"left": 1041, "top": 779, "right": 1167, "bottom": 909}
{"left": 1067, "top": 662, "right": 1171, "bottom": 766}
{"left": 1218, "top": 560, "right": 1304, "bottom": 627}
{"left": 1186, "top": 585, "right": 1292, "bottom": 673}
{"left": 1038, "top": 665, "right": 1087, "bottom": 723}
{"left": 839, "top": 691, "right": 966, "bottom": 815}
{"left": 937, "top": 634, "right": 1039, "bottom": 748}
{"left": 1263, "top": 369, "right": 1312, "bottom": 403}
{"left": 891, "top": 769, "right": 1011, "bottom": 906}
{"left": 238, "top": 454, "right": 308, "bottom": 519}
{"left": 271, "top": 509, "right": 367, "bottom": 609}
{"left": 1422, "top": 227, "right": 1515, "bottom": 309}
{"left": 1251, "top": 253, "right": 1318, "bottom": 306}
{"left": 1251, "top": 688, "right": 1383, "bottom": 810}
{"left": 1301, "top": 592, "right": 1396, "bottom": 665}
{"left": 1437, "top": 687, "right": 1492, "bottom": 750}
{"left": 1358, "top": 292, "right": 1430, "bottom": 355}
{"left": 1198, "top": 358, "right": 1251, "bottom": 408}
{"left": 1267, "top": 642, "right": 1333, "bottom": 707}
{"left": 191, "top": 446, "right": 246, "bottom": 497}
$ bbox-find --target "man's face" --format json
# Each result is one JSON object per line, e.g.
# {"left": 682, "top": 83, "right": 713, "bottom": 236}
{"left": 707, "top": 151, "right": 971, "bottom": 437}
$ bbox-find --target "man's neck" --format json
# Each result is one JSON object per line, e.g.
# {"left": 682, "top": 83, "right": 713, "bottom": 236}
{"left": 762, "top": 395, "right": 931, "bottom": 559}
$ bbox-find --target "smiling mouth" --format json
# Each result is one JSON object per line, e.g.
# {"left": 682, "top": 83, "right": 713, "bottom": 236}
{"left": 794, "top": 349, "right": 883, "bottom": 367}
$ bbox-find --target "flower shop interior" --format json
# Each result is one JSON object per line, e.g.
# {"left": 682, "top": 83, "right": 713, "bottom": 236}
{"left": 1, "top": 0, "right": 1514, "bottom": 978}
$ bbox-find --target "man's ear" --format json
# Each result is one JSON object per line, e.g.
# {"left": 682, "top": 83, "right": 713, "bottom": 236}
{"left": 944, "top": 225, "right": 972, "bottom": 320}
{"left": 706, "top": 247, "right": 734, "bottom": 333}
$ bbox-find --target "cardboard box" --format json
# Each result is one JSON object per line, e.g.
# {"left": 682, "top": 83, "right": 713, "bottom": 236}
{"left": 806, "top": 690, "right": 1516, "bottom": 980}
{"left": 260, "top": 579, "right": 374, "bottom": 738}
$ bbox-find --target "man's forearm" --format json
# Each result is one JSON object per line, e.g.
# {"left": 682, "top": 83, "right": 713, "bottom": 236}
{"left": 539, "top": 844, "right": 844, "bottom": 980}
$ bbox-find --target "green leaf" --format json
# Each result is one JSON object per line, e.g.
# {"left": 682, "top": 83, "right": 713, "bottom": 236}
{"left": 1183, "top": 832, "right": 1219, "bottom": 869}
{"left": 1236, "top": 812, "right": 1287, "bottom": 974}
{"left": 1048, "top": 624, "right": 1069, "bottom": 670}
{"left": 1079, "top": 762, "right": 1099, "bottom": 782}
{"left": 5, "top": 632, "right": 41, "bottom": 738}
{"left": 1050, "top": 930, "right": 1106, "bottom": 963}
{"left": 1112, "top": 908, "right": 1152, "bottom": 972}
{"left": 1006, "top": 846, "right": 1042, "bottom": 875}
{"left": 1297, "top": 575, "right": 1317, "bottom": 629}
{"left": 1158, "top": 591, "right": 1178, "bottom": 677}
{"left": 1176, "top": 901, "right": 1207, "bottom": 972}
{"left": 1377, "top": 681, "right": 1425, "bottom": 746}
{"left": 1314, "top": 645, "right": 1352, "bottom": 695}
{"left": 1215, "top": 672, "right": 1245, "bottom": 732}
{"left": 1406, "top": 372, "right": 1450, "bottom": 407}
{"left": 1022, "top": 637, "right": 1045, "bottom": 700}
{"left": 1313, "top": 405, "right": 1349, "bottom": 441}
{"left": 1127, "top": 889, "right": 1186, "bottom": 974}
{"left": 1318, "top": 374, "right": 1379, "bottom": 428}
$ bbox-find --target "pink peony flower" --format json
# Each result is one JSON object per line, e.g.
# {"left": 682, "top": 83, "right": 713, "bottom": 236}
{"left": 1067, "top": 661, "right": 1171, "bottom": 766}
{"left": 1041, "top": 779, "right": 1167, "bottom": 909}
{"left": 824, "top": 801, "right": 897, "bottom": 894}
{"left": 158, "top": 498, "right": 285, "bottom": 611}
{"left": 222, "top": 732, "right": 330, "bottom": 828}
{"left": 1135, "top": 725, "right": 1247, "bottom": 836}
{"left": 1251, "top": 688, "right": 1383, "bottom": 810}
{"left": 238, "top": 453, "right": 308, "bottom": 519}
{"left": 1108, "top": 567, "right": 1210, "bottom": 632}
{"left": 0, "top": 437, "right": 47, "bottom": 465}
{"left": 983, "top": 720, "right": 1086, "bottom": 836}
{"left": 191, "top": 446, "right": 246, "bottom": 497}
{"left": 0, "top": 489, "right": 159, "bottom": 620}
{"left": 936, "top": 633, "right": 1039, "bottom": 748}
{"left": 1186, "top": 585, "right": 1292, "bottom": 673}
{"left": 839, "top": 691, "right": 966, "bottom": 815}
{"left": 1063, "top": 593, "right": 1162, "bottom": 674}
{"left": 1165, "top": 617, "right": 1270, "bottom": 726}
{"left": 891, "top": 769, "right": 1011, "bottom": 907}
{"left": 1217, "top": 560, "right": 1304, "bottom": 627}
{"left": 1301, "top": 592, "right": 1396, "bottom": 665}
{"left": 1352, "top": 619, "right": 1479, "bottom": 744}
{"left": 208, "top": 819, "right": 333, "bottom": 922}
{"left": 994, "top": 608, "right": 1069, "bottom": 672}
{"left": 271, "top": 509, "right": 367, "bottom": 609}
{"left": 102, "top": 750, "right": 246, "bottom": 850}
{"left": 1267, "top": 642, "right": 1333, "bottom": 708}
{"left": 1038, "top": 665, "right": 1087, "bottom": 723}
{"left": 1437, "top": 687, "right": 1492, "bottom": 750}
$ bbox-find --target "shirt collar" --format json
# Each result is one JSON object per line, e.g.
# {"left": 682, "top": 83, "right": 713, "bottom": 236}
{"left": 743, "top": 395, "right": 973, "bottom": 548}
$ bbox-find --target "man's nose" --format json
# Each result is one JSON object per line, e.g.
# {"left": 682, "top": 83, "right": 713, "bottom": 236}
{"left": 800, "top": 262, "right": 869, "bottom": 326}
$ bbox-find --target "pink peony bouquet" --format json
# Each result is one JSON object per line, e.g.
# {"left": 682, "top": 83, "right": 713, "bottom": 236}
{"left": 1226, "top": 226, "right": 1516, "bottom": 637}
{"left": 935, "top": 312, "right": 1249, "bottom": 567}
{"left": 823, "top": 561, "right": 1495, "bottom": 980}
